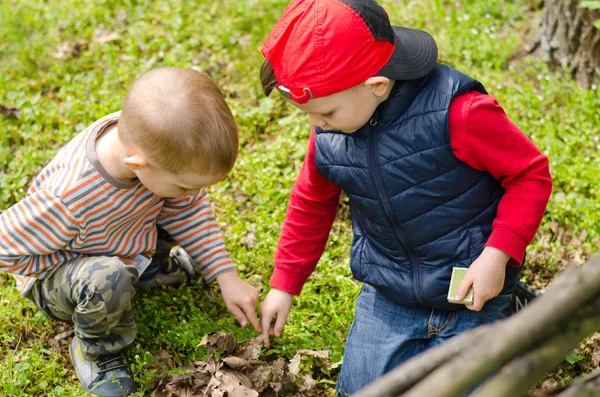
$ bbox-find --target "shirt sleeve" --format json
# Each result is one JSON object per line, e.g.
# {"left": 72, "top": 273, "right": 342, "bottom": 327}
{"left": 449, "top": 91, "right": 552, "bottom": 265}
{"left": 157, "top": 190, "right": 236, "bottom": 281}
{"left": 0, "top": 189, "right": 79, "bottom": 277}
{"left": 271, "top": 128, "right": 342, "bottom": 295}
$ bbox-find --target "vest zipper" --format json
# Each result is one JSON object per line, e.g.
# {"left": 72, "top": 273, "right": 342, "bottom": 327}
{"left": 368, "top": 118, "right": 426, "bottom": 306}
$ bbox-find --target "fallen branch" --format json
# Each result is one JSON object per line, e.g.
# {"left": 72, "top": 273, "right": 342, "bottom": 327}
{"left": 355, "top": 256, "right": 600, "bottom": 397}
{"left": 473, "top": 310, "right": 600, "bottom": 397}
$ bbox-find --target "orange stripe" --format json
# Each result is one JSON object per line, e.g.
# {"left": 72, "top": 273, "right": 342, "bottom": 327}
{"left": 29, "top": 197, "right": 74, "bottom": 239}
{"left": 71, "top": 184, "right": 113, "bottom": 213}
{"left": 3, "top": 208, "right": 47, "bottom": 254}
{"left": 184, "top": 227, "right": 221, "bottom": 253}
{"left": 26, "top": 198, "right": 70, "bottom": 248}
{"left": 61, "top": 151, "right": 85, "bottom": 193}
{"left": 174, "top": 221, "right": 216, "bottom": 243}
{"left": 165, "top": 213, "right": 214, "bottom": 240}
{"left": 62, "top": 174, "right": 102, "bottom": 201}
{"left": 203, "top": 258, "right": 234, "bottom": 276}
{"left": 159, "top": 195, "right": 210, "bottom": 221}
{"left": 83, "top": 189, "right": 152, "bottom": 244}
{"left": 161, "top": 208, "right": 212, "bottom": 229}
{"left": 85, "top": 188, "right": 130, "bottom": 218}
{"left": 198, "top": 247, "right": 227, "bottom": 263}
{"left": 0, "top": 216, "right": 22, "bottom": 253}
{"left": 101, "top": 204, "right": 162, "bottom": 253}
{"left": 40, "top": 190, "right": 78, "bottom": 225}
{"left": 124, "top": 217, "right": 154, "bottom": 256}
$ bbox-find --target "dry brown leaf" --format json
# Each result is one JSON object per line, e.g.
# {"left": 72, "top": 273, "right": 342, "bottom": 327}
{"left": 222, "top": 356, "right": 257, "bottom": 370}
{"left": 93, "top": 28, "right": 120, "bottom": 44}
{"left": 194, "top": 357, "right": 217, "bottom": 374}
{"left": 198, "top": 331, "right": 237, "bottom": 355}
{"left": 152, "top": 333, "right": 324, "bottom": 396}
{"left": 153, "top": 349, "right": 176, "bottom": 370}
{"left": 288, "top": 353, "right": 302, "bottom": 378}
{"left": 236, "top": 336, "right": 262, "bottom": 360}
{"left": 219, "top": 370, "right": 254, "bottom": 391}
{"left": 52, "top": 328, "right": 74, "bottom": 346}
{"left": 247, "top": 365, "right": 273, "bottom": 392}
{"left": 52, "top": 41, "right": 85, "bottom": 59}
{"left": 270, "top": 357, "right": 297, "bottom": 393}
{"left": 0, "top": 104, "right": 21, "bottom": 119}
{"left": 297, "top": 349, "right": 330, "bottom": 367}
{"left": 330, "top": 360, "right": 343, "bottom": 370}
{"left": 205, "top": 370, "right": 258, "bottom": 397}
{"left": 243, "top": 231, "right": 258, "bottom": 249}
{"left": 115, "top": 10, "right": 127, "bottom": 22}
{"left": 235, "top": 34, "right": 253, "bottom": 47}
{"left": 300, "top": 373, "right": 317, "bottom": 393}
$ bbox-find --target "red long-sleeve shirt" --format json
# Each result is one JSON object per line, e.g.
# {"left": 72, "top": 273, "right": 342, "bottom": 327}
{"left": 271, "top": 91, "right": 553, "bottom": 296}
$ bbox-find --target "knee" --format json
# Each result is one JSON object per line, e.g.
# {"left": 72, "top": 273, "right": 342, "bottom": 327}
{"left": 74, "top": 257, "right": 138, "bottom": 308}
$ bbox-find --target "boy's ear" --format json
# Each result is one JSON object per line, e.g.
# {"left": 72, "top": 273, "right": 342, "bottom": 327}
{"left": 364, "top": 76, "right": 391, "bottom": 97}
{"left": 123, "top": 153, "right": 148, "bottom": 170}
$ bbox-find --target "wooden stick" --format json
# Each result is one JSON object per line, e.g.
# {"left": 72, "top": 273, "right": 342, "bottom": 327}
{"left": 472, "top": 314, "right": 600, "bottom": 397}
{"left": 355, "top": 256, "right": 600, "bottom": 397}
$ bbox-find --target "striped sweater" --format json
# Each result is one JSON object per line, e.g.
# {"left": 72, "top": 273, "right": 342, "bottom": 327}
{"left": 0, "top": 112, "right": 235, "bottom": 296}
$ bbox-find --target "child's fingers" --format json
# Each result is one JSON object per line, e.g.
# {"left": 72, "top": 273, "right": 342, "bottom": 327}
{"left": 228, "top": 304, "right": 248, "bottom": 328}
{"left": 273, "top": 313, "right": 286, "bottom": 337}
{"left": 241, "top": 302, "right": 262, "bottom": 333}
{"left": 259, "top": 308, "right": 274, "bottom": 348}
{"left": 454, "top": 274, "right": 474, "bottom": 302}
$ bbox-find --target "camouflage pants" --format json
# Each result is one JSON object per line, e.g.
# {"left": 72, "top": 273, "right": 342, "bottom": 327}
{"left": 29, "top": 256, "right": 139, "bottom": 360}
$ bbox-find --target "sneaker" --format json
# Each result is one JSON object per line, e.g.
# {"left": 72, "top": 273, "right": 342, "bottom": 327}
{"left": 137, "top": 244, "right": 197, "bottom": 289}
{"left": 70, "top": 337, "right": 137, "bottom": 397}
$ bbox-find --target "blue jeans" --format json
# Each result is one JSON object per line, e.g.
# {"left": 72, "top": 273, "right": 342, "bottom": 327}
{"left": 336, "top": 284, "right": 513, "bottom": 396}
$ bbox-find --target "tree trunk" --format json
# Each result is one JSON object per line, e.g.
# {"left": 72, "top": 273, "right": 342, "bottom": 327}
{"left": 540, "top": 0, "right": 600, "bottom": 88}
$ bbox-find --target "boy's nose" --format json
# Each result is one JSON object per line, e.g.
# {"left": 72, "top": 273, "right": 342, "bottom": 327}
{"left": 308, "top": 113, "right": 326, "bottom": 127}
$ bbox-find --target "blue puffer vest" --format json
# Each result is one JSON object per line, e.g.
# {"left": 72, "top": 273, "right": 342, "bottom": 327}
{"left": 314, "top": 63, "right": 521, "bottom": 311}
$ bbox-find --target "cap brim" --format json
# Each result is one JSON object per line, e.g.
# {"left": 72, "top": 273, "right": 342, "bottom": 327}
{"left": 377, "top": 27, "right": 438, "bottom": 81}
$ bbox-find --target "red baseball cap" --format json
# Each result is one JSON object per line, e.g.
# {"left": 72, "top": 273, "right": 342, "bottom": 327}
{"left": 261, "top": 0, "right": 438, "bottom": 104}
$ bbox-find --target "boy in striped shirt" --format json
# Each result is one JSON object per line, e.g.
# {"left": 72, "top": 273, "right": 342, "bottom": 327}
{"left": 0, "top": 68, "right": 261, "bottom": 396}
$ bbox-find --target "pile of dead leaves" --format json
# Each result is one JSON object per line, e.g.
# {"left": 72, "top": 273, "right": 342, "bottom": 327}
{"left": 151, "top": 332, "right": 340, "bottom": 397}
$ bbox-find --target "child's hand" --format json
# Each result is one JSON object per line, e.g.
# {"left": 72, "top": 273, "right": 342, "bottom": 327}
{"left": 216, "top": 271, "right": 261, "bottom": 333}
{"left": 259, "top": 288, "right": 293, "bottom": 348}
{"left": 454, "top": 247, "right": 510, "bottom": 311}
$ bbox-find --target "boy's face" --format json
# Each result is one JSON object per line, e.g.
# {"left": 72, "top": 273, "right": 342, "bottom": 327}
{"left": 286, "top": 78, "right": 392, "bottom": 133}
{"left": 135, "top": 164, "right": 224, "bottom": 199}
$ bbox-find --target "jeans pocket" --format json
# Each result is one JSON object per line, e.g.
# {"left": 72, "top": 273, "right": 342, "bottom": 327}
{"left": 490, "top": 294, "right": 513, "bottom": 302}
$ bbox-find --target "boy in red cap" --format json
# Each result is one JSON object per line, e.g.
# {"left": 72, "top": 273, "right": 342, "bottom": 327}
{"left": 258, "top": 0, "right": 552, "bottom": 395}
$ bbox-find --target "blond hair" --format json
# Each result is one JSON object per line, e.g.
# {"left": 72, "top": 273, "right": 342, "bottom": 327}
{"left": 119, "top": 68, "right": 238, "bottom": 174}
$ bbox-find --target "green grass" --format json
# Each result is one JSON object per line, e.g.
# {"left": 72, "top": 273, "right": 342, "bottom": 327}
{"left": 0, "top": 0, "right": 599, "bottom": 395}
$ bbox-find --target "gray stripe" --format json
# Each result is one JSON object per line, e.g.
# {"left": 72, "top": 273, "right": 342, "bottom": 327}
{"left": 20, "top": 199, "right": 70, "bottom": 244}
{"left": 196, "top": 251, "right": 230, "bottom": 270}
{"left": 82, "top": 188, "right": 142, "bottom": 228}
{"left": 61, "top": 175, "right": 107, "bottom": 208}
{"left": 160, "top": 217, "right": 215, "bottom": 238}
{"left": 82, "top": 195, "right": 158, "bottom": 241}
{"left": 45, "top": 202, "right": 78, "bottom": 233}
{"left": 180, "top": 228, "right": 221, "bottom": 245}
{"left": 5, "top": 210, "right": 56, "bottom": 254}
